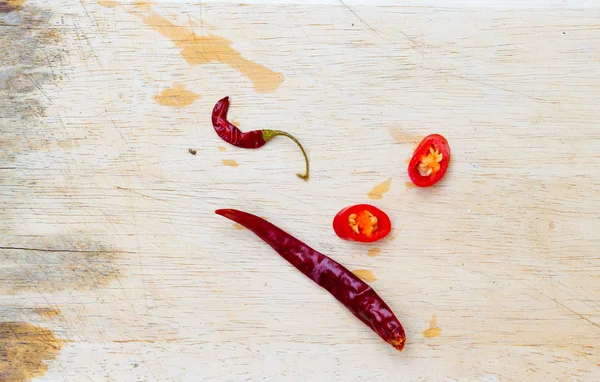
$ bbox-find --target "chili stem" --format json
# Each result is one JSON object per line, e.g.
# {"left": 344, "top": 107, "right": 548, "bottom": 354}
{"left": 262, "top": 130, "right": 310, "bottom": 181}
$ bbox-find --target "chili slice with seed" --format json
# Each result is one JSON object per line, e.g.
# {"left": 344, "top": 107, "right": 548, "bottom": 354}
{"left": 332, "top": 204, "right": 392, "bottom": 243}
{"left": 408, "top": 134, "right": 450, "bottom": 187}
{"left": 216, "top": 208, "right": 406, "bottom": 351}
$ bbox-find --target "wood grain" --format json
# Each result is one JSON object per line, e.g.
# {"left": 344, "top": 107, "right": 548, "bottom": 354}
{"left": 1, "top": 0, "right": 600, "bottom": 380}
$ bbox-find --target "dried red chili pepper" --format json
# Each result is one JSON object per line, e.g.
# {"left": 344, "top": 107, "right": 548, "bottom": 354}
{"left": 333, "top": 204, "right": 391, "bottom": 243}
{"left": 212, "top": 96, "right": 310, "bottom": 180}
{"left": 215, "top": 208, "right": 406, "bottom": 351}
{"left": 408, "top": 134, "right": 450, "bottom": 187}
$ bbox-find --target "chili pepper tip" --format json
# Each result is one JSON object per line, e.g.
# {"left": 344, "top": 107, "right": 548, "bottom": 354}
{"left": 390, "top": 338, "right": 405, "bottom": 351}
{"left": 215, "top": 209, "right": 232, "bottom": 218}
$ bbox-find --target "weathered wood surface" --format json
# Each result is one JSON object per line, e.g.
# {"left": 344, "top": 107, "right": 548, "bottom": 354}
{"left": 1, "top": 0, "right": 599, "bottom": 380}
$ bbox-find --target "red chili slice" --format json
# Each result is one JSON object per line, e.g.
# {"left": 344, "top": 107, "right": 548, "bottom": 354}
{"left": 333, "top": 204, "right": 392, "bottom": 243}
{"left": 408, "top": 134, "right": 450, "bottom": 187}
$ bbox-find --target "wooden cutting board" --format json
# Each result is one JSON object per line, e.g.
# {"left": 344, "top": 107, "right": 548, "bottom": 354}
{"left": 1, "top": 0, "right": 599, "bottom": 380}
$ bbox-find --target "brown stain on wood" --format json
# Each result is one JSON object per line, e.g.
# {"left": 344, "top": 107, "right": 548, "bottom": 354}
{"left": 0, "top": 1, "right": 72, "bottom": 162}
{"left": 423, "top": 314, "right": 442, "bottom": 338}
{"left": 0, "top": 4, "right": 125, "bottom": 294}
{"left": 0, "top": 5, "right": 125, "bottom": 295}
{"left": 217, "top": 146, "right": 227, "bottom": 152}
{"left": 0, "top": 4, "right": 62, "bottom": 122}
{"left": 388, "top": 127, "right": 422, "bottom": 144}
{"left": 352, "top": 269, "right": 377, "bottom": 282}
{"left": 0, "top": 0, "right": 26, "bottom": 13}
{"left": 367, "top": 178, "right": 392, "bottom": 199}
{"left": 549, "top": 221, "right": 556, "bottom": 230}
{"left": 222, "top": 159, "right": 239, "bottom": 167}
{"left": 32, "top": 309, "right": 61, "bottom": 320}
{"left": 188, "top": 148, "right": 197, "bottom": 155}
{"left": 0, "top": 322, "right": 65, "bottom": 382}
{"left": 367, "top": 248, "right": 381, "bottom": 257}
{"left": 1, "top": 1, "right": 67, "bottom": 224}
{"left": 154, "top": 83, "right": 200, "bottom": 108}
{"left": 97, "top": 0, "right": 119, "bottom": 7}
{"left": 130, "top": 5, "right": 284, "bottom": 93}
{"left": 0, "top": 237, "right": 123, "bottom": 293}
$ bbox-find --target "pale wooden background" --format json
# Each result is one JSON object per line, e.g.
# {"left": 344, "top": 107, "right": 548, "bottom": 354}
{"left": 1, "top": 0, "right": 599, "bottom": 381}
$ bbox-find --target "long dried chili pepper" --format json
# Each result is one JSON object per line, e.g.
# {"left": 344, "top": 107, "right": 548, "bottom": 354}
{"left": 215, "top": 208, "right": 406, "bottom": 351}
{"left": 212, "top": 96, "right": 310, "bottom": 180}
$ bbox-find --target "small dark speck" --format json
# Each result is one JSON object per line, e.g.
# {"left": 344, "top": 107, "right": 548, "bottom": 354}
{"left": 264, "top": 282, "right": 267, "bottom": 287}
{"left": 352, "top": 23, "right": 354, "bottom": 26}
{"left": 563, "top": 32, "right": 566, "bottom": 35}
{"left": 188, "top": 148, "right": 197, "bottom": 155}
{"left": 133, "top": 363, "right": 139, "bottom": 368}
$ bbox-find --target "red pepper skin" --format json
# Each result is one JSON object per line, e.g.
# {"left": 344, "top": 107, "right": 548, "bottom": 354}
{"left": 408, "top": 134, "right": 451, "bottom": 187}
{"left": 333, "top": 204, "right": 392, "bottom": 243}
{"left": 211, "top": 97, "right": 310, "bottom": 180}
{"left": 216, "top": 209, "right": 406, "bottom": 351}
{"left": 212, "top": 96, "right": 266, "bottom": 149}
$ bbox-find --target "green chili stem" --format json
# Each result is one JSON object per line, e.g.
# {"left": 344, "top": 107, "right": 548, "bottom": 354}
{"left": 262, "top": 129, "right": 310, "bottom": 181}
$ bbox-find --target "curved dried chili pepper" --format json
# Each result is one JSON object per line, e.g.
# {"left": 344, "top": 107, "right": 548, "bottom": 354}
{"left": 215, "top": 208, "right": 406, "bottom": 351}
{"left": 333, "top": 204, "right": 392, "bottom": 243}
{"left": 212, "top": 96, "right": 310, "bottom": 180}
{"left": 408, "top": 134, "right": 450, "bottom": 187}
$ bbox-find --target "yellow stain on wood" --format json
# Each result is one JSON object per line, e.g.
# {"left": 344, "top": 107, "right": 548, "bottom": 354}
{"left": 33, "top": 308, "right": 61, "bottom": 319}
{"left": 388, "top": 127, "right": 422, "bottom": 144}
{"left": 423, "top": 314, "right": 442, "bottom": 338}
{"left": 352, "top": 269, "right": 377, "bottom": 282}
{"left": 0, "top": 322, "right": 65, "bottom": 382}
{"left": 233, "top": 223, "right": 245, "bottom": 230}
{"left": 222, "top": 159, "right": 239, "bottom": 167}
{"left": 230, "top": 120, "right": 241, "bottom": 127}
{"left": 97, "top": 0, "right": 119, "bottom": 7}
{"left": 217, "top": 146, "right": 227, "bottom": 152}
{"left": 389, "top": 225, "right": 404, "bottom": 241}
{"left": 405, "top": 181, "right": 416, "bottom": 189}
{"left": 154, "top": 83, "right": 200, "bottom": 108}
{"left": 0, "top": 0, "right": 26, "bottom": 13}
{"left": 367, "top": 248, "right": 381, "bottom": 257}
{"left": 131, "top": 5, "right": 283, "bottom": 93}
{"left": 113, "top": 339, "right": 156, "bottom": 343}
{"left": 368, "top": 178, "right": 392, "bottom": 199}
{"left": 133, "top": 0, "right": 150, "bottom": 9}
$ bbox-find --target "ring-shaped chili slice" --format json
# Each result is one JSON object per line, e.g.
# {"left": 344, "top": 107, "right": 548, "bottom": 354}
{"left": 408, "top": 134, "right": 450, "bottom": 187}
{"left": 333, "top": 204, "right": 392, "bottom": 243}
